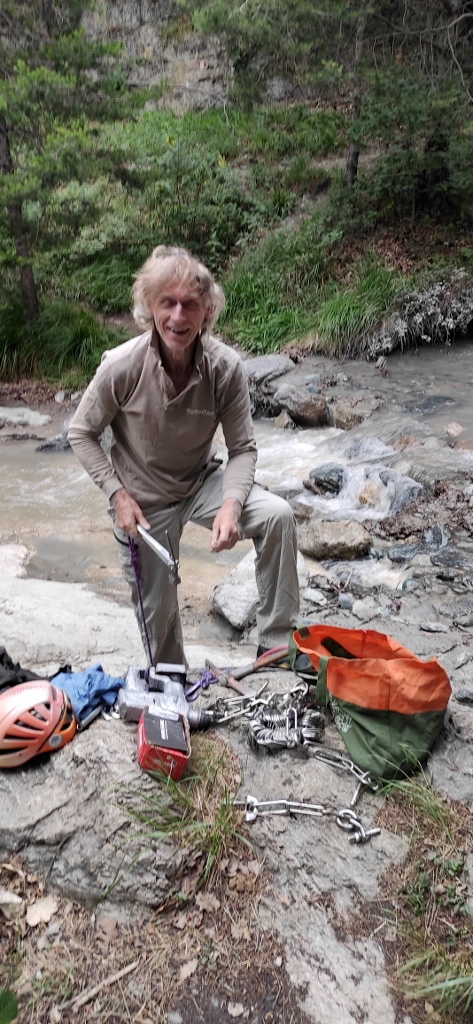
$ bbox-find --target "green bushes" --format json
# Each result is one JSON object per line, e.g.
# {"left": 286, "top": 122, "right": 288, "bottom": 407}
{"left": 219, "top": 217, "right": 341, "bottom": 351}
{"left": 56, "top": 255, "right": 139, "bottom": 314}
{"left": 110, "top": 105, "right": 346, "bottom": 164}
{"left": 0, "top": 298, "right": 122, "bottom": 380}
{"left": 219, "top": 229, "right": 400, "bottom": 355}
{"left": 313, "top": 262, "right": 401, "bottom": 355}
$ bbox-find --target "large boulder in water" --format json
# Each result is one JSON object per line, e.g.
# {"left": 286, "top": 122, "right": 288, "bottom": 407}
{"left": 273, "top": 384, "right": 329, "bottom": 427}
{"left": 329, "top": 395, "right": 384, "bottom": 430}
{"left": 304, "top": 463, "right": 345, "bottom": 495}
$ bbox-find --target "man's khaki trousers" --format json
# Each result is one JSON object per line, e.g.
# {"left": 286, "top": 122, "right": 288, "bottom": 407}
{"left": 114, "top": 467, "right": 300, "bottom": 666}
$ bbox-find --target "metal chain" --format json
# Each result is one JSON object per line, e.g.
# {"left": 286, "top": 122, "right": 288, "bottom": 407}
{"left": 210, "top": 683, "right": 379, "bottom": 811}
{"left": 233, "top": 794, "right": 381, "bottom": 844}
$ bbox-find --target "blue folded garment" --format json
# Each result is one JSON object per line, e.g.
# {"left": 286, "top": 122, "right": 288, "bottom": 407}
{"left": 53, "top": 664, "right": 124, "bottom": 722}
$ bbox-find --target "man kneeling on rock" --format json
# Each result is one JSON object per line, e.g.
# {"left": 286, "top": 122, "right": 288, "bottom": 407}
{"left": 68, "top": 245, "right": 299, "bottom": 666}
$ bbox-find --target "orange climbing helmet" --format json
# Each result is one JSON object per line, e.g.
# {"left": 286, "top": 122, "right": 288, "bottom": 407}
{"left": 0, "top": 680, "right": 77, "bottom": 768}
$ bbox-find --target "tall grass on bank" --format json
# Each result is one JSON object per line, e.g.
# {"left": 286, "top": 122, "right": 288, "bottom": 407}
{"left": 57, "top": 255, "right": 136, "bottom": 314}
{"left": 219, "top": 217, "right": 341, "bottom": 352}
{"left": 219, "top": 216, "right": 400, "bottom": 356}
{"left": 314, "top": 262, "right": 402, "bottom": 355}
{"left": 0, "top": 298, "right": 122, "bottom": 382}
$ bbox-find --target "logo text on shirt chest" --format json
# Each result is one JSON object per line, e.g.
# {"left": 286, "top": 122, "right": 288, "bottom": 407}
{"left": 186, "top": 408, "right": 214, "bottom": 416}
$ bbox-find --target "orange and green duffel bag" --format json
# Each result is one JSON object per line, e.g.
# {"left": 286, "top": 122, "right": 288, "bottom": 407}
{"left": 290, "top": 624, "right": 452, "bottom": 781}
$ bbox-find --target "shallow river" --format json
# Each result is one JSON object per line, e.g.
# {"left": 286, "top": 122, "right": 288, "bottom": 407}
{"left": 1, "top": 340, "right": 472, "bottom": 612}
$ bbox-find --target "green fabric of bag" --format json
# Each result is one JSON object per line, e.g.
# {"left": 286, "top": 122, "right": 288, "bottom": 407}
{"left": 291, "top": 624, "right": 452, "bottom": 781}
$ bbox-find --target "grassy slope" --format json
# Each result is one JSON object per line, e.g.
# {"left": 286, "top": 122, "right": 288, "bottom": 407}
{"left": 2, "top": 103, "right": 472, "bottom": 382}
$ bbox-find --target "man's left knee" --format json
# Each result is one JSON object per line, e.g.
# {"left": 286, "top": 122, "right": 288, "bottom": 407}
{"left": 266, "top": 495, "right": 296, "bottom": 532}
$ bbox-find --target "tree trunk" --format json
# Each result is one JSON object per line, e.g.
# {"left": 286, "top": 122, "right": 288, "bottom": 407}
{"left": 346, "top": 8, "right": 367, "bottom": 190}
{"left": 0, "top": 116, "right": 40, "bottom": 323}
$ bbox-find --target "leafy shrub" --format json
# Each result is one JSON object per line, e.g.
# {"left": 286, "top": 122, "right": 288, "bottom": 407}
{"left": 142, "top": 142, "right": 263, "bottom": 270}
{"left": 0, "top": 297, "right": 123, "bottom": 380}
{"left": 0, "top": 988, "right": 18, "bottom": 1024}
{"left": 50, "top": 137, "right": 265, "bottom": 282}
{"left": 57, "top": 254, "right": 138, "bottom": 313}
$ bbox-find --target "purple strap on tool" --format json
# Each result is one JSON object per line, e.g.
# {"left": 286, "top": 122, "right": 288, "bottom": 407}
{"left": 129, "top": 537, "right": 153, "bottom": 667}
{"left": 185, "top": 669, "right": 219, "bottom": 702}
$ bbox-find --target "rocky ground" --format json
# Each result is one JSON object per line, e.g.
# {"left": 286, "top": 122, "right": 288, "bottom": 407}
{"left": 1, "top": 347, "right": 473, "bottom": 1024}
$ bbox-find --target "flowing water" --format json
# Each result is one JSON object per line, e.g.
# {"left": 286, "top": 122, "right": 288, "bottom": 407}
{"left": 1, "top": 340, "right": 473, "bottom": 603}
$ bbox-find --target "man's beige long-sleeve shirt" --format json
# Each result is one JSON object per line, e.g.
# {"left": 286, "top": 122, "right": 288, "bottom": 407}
{"left": 68, "top": 330, "right": 257, "bottom": 511}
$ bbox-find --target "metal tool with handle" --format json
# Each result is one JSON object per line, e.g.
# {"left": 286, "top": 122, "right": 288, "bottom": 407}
{"left": 137, "top": 525, "right": 180, "bottom": 584}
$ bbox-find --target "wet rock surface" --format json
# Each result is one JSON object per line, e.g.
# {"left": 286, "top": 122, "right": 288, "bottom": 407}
{"left": 272, "top": 383, "right": 329, "bottom": 427}
{"left": 2, "top": 345, "right": 473, "bottom": 1023}
{"left": 298, "top": 519, "right": 372, "bottom": 560}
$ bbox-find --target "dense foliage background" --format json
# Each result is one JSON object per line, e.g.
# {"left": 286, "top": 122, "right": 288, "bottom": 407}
{"left": 1, "top": 0, "right": 472, "bottom": 381}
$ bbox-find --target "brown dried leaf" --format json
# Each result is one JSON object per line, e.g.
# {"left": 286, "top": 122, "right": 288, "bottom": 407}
{"left": 196, "top": 892, "right": 220, "bottom": 912}
{"left": 227, "top": 856, "right": 239, "bottom": 877}
{"left": 179, "top": 860, "right": 205, "bottom": 896}
{"left": 95, "top": 915, "right": 118, "bottom": 947}
{"left": 230, "top": 922, "right": 250, "bottom": 941}
{"left": 228, "top": 874, "right": 255, "bottom": 893}
{"left": 0, "top": 887, "right": 23, "bottom": 920}
{"left": 0, "top": 862, "right": 26, "bottom": 880}
{"left": 173, "top": 913, "right": 188, "bottom": 931}
{"left": 26, "top": 895, "right": 58, "bottom": 928}
{"left": 179, "top": 958, "right": 198, "bottom": 983}
{"left": 228, "top": 1002, "right": 245, "bottom": 1017}
{"left": 187, "top": 910, "right": 204, "bottom": 929}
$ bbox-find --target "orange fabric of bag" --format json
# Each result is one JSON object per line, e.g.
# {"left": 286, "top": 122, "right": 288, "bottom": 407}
{"left": 292, "top": 624, "right": 451, "bottom": 714}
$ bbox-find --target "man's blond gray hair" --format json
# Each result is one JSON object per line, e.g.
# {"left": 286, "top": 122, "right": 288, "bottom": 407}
{"left": 132, "top": 245, "right": 225, "bottom": 333}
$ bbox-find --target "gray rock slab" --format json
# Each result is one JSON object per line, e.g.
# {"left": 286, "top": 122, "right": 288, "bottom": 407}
{"left": 0, "top": 576, "right": 144, "bottom": 675}
{"left": 0, "top": 719, "right": 176, "bottom": 906}
{"left": 273, "top": 384, "right": 329, "bottom": 427}
{"left": 241, "top": 354, "right": 295, "bottom": 383}
{"left": 298, "top": 520, "right": 372, "bottom": 560}
{"left": 0, "top": 406, "right": 51, "bottom": 427}
{"left": 260, "top": 900, "right": 411, "bottom": 1024}
{"left": 210, "top": 549, "right": 309, "bottom": 630}
{"left": 224, "top": 715, "right": 411, "bottom": 1024}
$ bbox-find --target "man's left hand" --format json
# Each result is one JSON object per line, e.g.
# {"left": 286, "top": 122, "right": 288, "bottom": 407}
{"left": 211, "top": 498, "right": 242, "bottom": 552}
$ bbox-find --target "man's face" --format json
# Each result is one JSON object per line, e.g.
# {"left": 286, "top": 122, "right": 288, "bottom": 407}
{"left": 151, "top": 284, "right": 210, "bottom": 358}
